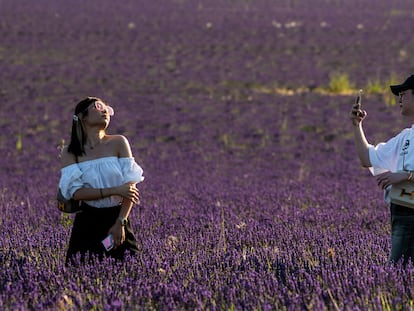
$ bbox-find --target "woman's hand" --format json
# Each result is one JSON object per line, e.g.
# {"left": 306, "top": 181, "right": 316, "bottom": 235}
{"left": 115, "top": 183, "right": 140, "bottom": 204}
{"left": 376, "top": 171, "right": 409, "bottom": 190}
{"left": 108, "top": 222, "right": 125, "bottom": 249}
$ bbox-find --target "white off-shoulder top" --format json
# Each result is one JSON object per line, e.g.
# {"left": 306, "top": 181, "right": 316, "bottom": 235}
{"left": 59, "top": 156, "right": 144, "bottom": 208}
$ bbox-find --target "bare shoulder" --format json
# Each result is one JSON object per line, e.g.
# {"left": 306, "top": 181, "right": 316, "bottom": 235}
{"left": 60, "top": 146, "right": 77, "bottom": 168}
{"left": 106, "top": 135, "right": 132, "bottom": 157}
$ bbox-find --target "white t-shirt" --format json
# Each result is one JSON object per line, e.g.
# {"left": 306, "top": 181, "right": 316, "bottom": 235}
{"left": 59, "top": 156, "right": 144, "bottom": 208}
{"left": 368, "top": 124, "right": 414, "bottom": 203}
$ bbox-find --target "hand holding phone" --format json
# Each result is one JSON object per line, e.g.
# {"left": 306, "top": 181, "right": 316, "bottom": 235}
{"left": 350, "top": 89, "right": 366, "bottom": 125}
{"left": 101, "top": 234, "right": 114, "bottom": 252}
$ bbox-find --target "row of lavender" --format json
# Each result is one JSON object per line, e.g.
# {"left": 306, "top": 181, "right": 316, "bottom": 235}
{"left": 1, "top": 0, "right": 414, "bottom": 309}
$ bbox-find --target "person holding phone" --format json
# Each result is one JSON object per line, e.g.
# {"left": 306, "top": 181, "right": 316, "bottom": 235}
{"left": 350, "top": 74, "right": 414, "bottom": 265}
{"left": 59, "top": 96, "right": 144, "bottom": 264}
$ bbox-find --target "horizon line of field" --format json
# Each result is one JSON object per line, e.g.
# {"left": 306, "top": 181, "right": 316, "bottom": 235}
{"left": 221, "top": 72, "right": 399, "bottom": 106}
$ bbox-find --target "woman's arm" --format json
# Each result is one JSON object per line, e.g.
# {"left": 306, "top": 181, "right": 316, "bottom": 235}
{"left": 109, "top": 135, "right": 141, "bottom": 248}
{"left": 72, "top": 184, "right": 139, "bottom": 203}
{"left": 109, "top": 197, "right": 135, "bottom": 248}
{"left": 60, "top": 144, "right": 140, "bottom": 202}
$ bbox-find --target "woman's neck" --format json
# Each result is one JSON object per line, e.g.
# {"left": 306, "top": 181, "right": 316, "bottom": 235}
{"left": 85, "top": 128, "right": 106, "bottom": 149}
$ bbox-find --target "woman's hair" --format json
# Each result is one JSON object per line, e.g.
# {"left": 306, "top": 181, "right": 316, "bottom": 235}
{"left": 67, "top": 97, "right": 102, "bottom": 157}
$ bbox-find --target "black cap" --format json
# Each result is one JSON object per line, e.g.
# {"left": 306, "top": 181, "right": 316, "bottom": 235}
{"left": 390, "top": 75, "right": 414, "bottom": 96}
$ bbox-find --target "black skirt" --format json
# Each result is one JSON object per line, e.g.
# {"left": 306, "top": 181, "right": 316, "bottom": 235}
{"left": 66, "top": 202, "right": 139, "bottom": 265}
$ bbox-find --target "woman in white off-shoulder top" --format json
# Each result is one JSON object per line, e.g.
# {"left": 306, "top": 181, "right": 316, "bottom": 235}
{"left": 59, "top": 97, "right": 144, "bottom": 264}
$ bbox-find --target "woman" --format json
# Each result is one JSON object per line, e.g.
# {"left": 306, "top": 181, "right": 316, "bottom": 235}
{"left": 59, "top": 96, "right": 144, "bottom": 264}
{"left": 350, "top": 74, "right": 414, "bottom": 265}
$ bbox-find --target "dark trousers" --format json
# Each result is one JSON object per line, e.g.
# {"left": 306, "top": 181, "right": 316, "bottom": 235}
{"left": 390, "top": 203, "right": 414, "bottom": 265}
{"left": 66, "top": 202, "right": 139, "bottom": 265}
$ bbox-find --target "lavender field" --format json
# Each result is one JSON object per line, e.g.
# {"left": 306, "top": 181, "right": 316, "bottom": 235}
{"left": 2, "top": 0, "right": 414, "bottom": 309}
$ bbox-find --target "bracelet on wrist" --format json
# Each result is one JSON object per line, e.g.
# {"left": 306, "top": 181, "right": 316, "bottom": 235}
{"left": 408, "top": 173, "right": 414, "bottom": 182}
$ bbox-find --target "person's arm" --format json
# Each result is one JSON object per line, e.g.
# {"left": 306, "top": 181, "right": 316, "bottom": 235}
{"left": 72, "top": 184, "right": 139, "bottom": 203}
{"left": 108, "top": 135, "right": 141, "bottom": 248}
{"left": 350, "top": 100, "right": 371, "bottom": 167}
{"left": 376, "top": 171, "right": 412, "bottom": 189}
{"left": 108, "top": 197, "right": 134, "bottom": 248}
{"left": 353, "top": 121, "right": 372, "bottom": 167}
{"left": 60, "top": 146, "right": 139, "bottom": 202}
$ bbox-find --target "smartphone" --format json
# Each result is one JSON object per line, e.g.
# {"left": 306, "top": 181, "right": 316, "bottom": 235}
{"left": 101, "top": 234, "right": 114, "bottom": 251}
{"left": 356, "top": 89, "right": 363, "bottom": 106}
{"left": 355, "top": 89, "right": 363, "bottom": 117}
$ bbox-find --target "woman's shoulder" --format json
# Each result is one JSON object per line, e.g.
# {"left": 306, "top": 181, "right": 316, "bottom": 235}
{"left": 106, "top": 135, "right": 132, "bottom": 157}
{"left": 106, "top": 134, "right": 130, "bottom": 144}
{"left": 60, "top": 146, "right": 78, "bottom": 168}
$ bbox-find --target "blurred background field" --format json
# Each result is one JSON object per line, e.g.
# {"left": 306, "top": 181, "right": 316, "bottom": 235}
{"left": 2, "top": 0, "right": 414, "bottom": 309}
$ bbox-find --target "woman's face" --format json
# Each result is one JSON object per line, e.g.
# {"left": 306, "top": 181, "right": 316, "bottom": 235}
{"left": 399, "top": 90, "right": 414, "bottom": 118}
{"left": 82, "top": 100, "right": 114, "bottom": 128}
